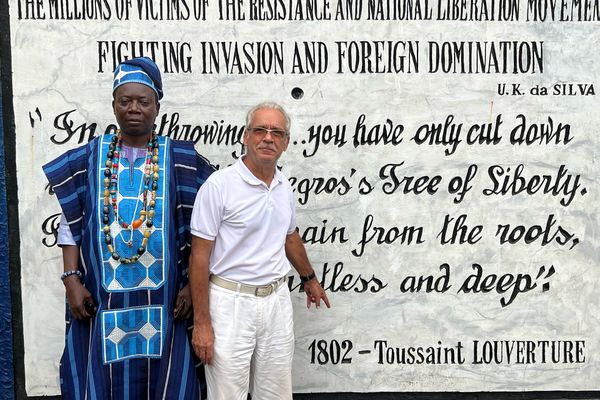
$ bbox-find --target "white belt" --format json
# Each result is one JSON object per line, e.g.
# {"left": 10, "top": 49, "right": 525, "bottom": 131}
{"left": 210, "top": 275, "right": 287, "bottom": 297}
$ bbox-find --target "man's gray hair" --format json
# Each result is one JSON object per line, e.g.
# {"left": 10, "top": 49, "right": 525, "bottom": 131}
{"left": 245, "top": 102, "right": 291, "bottom": 135}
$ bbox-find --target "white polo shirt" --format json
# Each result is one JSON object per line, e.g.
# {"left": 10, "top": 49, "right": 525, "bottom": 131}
{"left": 190, "top": 157, "right": 296, "bottom": 285}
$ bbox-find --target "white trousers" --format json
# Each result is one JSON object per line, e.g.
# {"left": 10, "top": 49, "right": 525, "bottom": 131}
{"left": 206, "top": 282, "right": 295, "bottom": 400}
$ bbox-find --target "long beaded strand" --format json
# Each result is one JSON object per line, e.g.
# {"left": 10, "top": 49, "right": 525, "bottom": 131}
{"left": 102, "top": 132, "right": 159, "bottom": 264}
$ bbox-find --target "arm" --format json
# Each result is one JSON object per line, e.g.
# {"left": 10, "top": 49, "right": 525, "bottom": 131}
{"left": 189, "top": 235, "right": 215, "bottom": 364}
{"left": 61, "top": 245, "right": 95, "bottom": 319}
{"left": 285, "top": 230, "right": 331, "bottom": 309}
{"left": 172, "top": 148, "right": 216, "bottom": 321}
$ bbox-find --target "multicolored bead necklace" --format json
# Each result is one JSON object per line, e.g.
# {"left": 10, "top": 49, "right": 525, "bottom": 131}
{"left": 102, "top": 132, "right": 160, "bottom": 264}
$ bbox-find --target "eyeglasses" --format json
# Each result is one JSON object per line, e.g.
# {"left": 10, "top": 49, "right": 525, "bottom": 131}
{"left": 248, "top": 127, "right": 287, "bottom": 140}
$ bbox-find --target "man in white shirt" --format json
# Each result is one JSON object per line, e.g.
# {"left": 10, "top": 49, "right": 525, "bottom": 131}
{"left": 189, "top": 102, "right": 330, "bottom": 400}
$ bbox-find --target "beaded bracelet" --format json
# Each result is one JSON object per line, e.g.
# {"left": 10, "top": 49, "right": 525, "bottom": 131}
{"left": 60, "top": 270, "right": 82, "bottom": 281}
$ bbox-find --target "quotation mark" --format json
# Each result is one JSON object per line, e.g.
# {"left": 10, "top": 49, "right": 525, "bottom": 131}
{"left": 536, "top": 265, "right": 556, "bottom": 292}
{"left": 29, "top": 107, "right": 42, "bottom": 127}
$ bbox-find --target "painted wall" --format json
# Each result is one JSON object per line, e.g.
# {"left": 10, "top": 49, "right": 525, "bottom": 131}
{"left": 5, "top": 0, "right": 600, "bottom": 395}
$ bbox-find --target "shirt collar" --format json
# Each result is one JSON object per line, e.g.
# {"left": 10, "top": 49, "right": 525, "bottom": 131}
{"left": 236, "top": 156, "right": 283, "bottom": 188}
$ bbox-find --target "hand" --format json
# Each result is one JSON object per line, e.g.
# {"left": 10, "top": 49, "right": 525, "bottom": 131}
{"left": 64, "top": 275, "right": 95, "bottom": 319}
{"left": 192, "top": 321, "right": 215, "bottom": 364}
{"left": 303, "top": 279, "right": 331, "bottom": 309}
{"left": 174, "top": 284, "right": 193, "bottom": 320}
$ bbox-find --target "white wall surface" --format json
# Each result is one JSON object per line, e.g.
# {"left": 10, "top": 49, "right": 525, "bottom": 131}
{"left": 8, "top": 0, "right": 600, "bottom": 394}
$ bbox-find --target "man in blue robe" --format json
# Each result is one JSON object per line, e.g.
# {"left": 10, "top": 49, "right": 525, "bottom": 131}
{"left": 43, "top": 57, "right": 214, "bottom": 399}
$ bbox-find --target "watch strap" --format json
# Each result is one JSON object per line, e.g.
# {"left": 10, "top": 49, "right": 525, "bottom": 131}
{"left": 300, "top": 271, "right": 316, "bottom": 283}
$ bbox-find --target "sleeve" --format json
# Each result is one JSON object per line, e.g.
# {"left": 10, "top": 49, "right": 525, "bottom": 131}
{"left": 287, "top": 181, "right": 297, "bottom": 235}
{"left": 170, "top": 139, "right": 216, "bottom": 282}
{"left": 42, "top": 145, "right": 90, "bottom": 246}
{"left": 196, "top": 152, "right": 216, "bottom": 187}
{"left": 57, "top": 213, "right": 77, "bottom": 246}
{"left": 190, "top": 179, "right": 224, "bottom": 241}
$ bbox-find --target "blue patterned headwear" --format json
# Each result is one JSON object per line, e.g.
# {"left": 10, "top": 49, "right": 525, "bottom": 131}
{"left": 112, "top": 57, "right": 163, "bottom": 100}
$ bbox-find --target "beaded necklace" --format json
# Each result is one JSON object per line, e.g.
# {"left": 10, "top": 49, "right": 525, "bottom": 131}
{"left": 102, "top": 132, "right": 160, "bottom": 264}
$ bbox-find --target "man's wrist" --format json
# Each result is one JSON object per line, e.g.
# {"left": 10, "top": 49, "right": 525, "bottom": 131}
{"left": 61, "top": 270, "right": 82, "bottom": 282}
{"left": 300, "top": 271, "right": 316, "bottom": 283}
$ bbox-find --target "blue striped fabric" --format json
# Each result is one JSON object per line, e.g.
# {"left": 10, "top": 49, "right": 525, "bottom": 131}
{"left": 43, "top": 134, "right": 214, "bottom": 399}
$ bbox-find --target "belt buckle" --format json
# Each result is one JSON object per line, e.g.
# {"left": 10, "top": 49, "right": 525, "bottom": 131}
{"left": 255, "top": 285, "right": 272, "bottom": 297}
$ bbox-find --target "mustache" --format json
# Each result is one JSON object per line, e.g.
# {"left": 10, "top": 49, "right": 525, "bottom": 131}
{"left": 257, "top": 145, "right": 276, "bottom": 151}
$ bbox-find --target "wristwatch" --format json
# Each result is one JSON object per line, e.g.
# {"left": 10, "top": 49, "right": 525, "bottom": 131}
{"left": 300, "top": 271, "right": 316, "bottom": 283}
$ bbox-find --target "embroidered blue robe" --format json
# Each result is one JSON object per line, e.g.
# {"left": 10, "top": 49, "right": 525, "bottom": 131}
{"left": 43, "top": 134, "right": 214, "bottom": 400}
